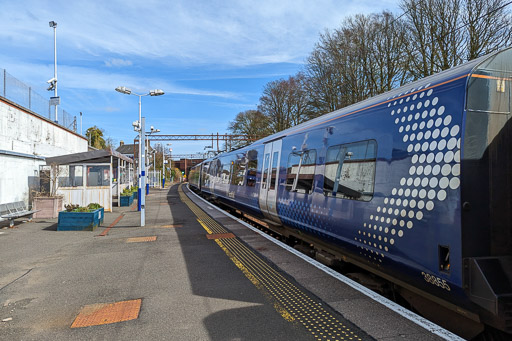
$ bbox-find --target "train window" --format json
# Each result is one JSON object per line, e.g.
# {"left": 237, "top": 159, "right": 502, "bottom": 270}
{"left": 324, "top": 140, "right": 377, "bottom": 201}
{"left": 269, "top": 151, "right": 279, "bottom": 190}
{"left": 262, "top": 153, "right": 271, "bottom": 189}
{"left": 221, "top": 159, "right": 231, "bottom": 184}
{"left": 231, "top": 157, "right": 246, "bottom": 186}
{"left": 202, "top": 163, "right": 210, "bottom": 186}
{"left": 246, "top": 150, "right": 258, "bottom": 187}
{"left": 213, "top": 159, "right": 222, "bottom": 183}
{"left": 286, "top": 149, "right": 316, "bottom": 194}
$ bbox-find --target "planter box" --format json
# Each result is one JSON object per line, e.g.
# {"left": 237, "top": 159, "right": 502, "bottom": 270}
{"left": 57, "top": 208, "right": 103, "bottom": 231}
{"left": 33, "top": 197, "right": 63, "bottom": 219}
{"left": 98, "top": 208, "right": 104, "bottom": 225}
{"left": 120, "top": 195, "right": 133, "bottom": 206}
{"left": 132, "top": 191, "right": 137, "bottom": 200}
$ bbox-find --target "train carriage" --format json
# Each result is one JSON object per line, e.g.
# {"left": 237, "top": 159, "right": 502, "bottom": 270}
{"left": 190, "top": 48, "right": 512, "bottom": 339}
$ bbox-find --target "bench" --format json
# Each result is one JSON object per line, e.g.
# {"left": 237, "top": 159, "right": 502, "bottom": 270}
{"left": 0, "top": 201, "right": 39, "bottom": 228}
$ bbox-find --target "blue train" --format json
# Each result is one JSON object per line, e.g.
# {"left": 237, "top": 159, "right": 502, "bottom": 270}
{"left": 189, "top": 48, "right": 512, "bottom": 339}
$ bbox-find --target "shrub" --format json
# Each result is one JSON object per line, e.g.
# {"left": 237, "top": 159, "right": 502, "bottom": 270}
{"left": 87, "top": 203, "right": 102, "bottom": 210}
{"left": 64, "top": 204, "right": 79, "bottom": 212}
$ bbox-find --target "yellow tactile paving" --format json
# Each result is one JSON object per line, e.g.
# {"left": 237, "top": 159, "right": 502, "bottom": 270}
{"left": 178, "top": 185, "right": 367, "bottom": 341}
{"left": 126, "top": 236, "right": 157, "bottom": 243}
{"left": 179, "top": 189, "right": 227, "bottom": 234}
{"left": 71, "top": 299, "right": 141, "bottom": 328}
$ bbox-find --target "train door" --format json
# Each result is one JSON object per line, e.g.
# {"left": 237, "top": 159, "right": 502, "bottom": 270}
{"left": 259, "top": 139, "right": 283, "bottom": 224}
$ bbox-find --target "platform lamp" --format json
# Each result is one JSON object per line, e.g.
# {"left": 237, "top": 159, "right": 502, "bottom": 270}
{"left": 115, "top": 86, "right": 164, "bottom": 227}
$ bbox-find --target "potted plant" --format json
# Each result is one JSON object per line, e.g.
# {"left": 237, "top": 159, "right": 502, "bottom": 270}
{"left": 120, "top": 187, "right": 134, "bottom": 206}
{"left": 57, "top": 203, "right": 104, "bottom": 231}
{"left": 33, "top": 163, "right": 64, "bottom": 219}
{"left": 131, "top": 186, "right": 138, "bottom": 200}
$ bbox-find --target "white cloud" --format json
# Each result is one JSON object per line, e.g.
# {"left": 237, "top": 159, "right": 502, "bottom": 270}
{"left": 103, "top": 106, "right": 120, "bottom": 112}
{"left": 0, "top": 0, "right": 399, "bottom": 67}
{"left": 104, "top": 58, "right": 133, "bottom": 67}
{"left": 0, "top": 57, "right": 239, "bottom": 99}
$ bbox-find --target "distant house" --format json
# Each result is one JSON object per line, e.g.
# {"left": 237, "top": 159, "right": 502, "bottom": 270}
{"left": 115, "top": 141, "right": 153, "bottom": 161}
{"left": 116, "top": 141, "right": 136, "bottom": 160}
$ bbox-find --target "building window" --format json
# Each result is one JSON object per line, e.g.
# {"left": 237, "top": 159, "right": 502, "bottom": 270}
{"left": 87, "top": 165, "right": 110, "bottom": 187}
{"left": 286, "top": 149, "right": 316, "bottom": 194}
{"left": 324, "top": 140, "right": 377, "bottom": 201}
{"left": 58, "top": 165, "right": 84, "bottom": 187}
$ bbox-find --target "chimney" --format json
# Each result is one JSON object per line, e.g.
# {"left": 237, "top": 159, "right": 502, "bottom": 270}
{"left": 120, "top": 140, "right": 124, "bottom": 146}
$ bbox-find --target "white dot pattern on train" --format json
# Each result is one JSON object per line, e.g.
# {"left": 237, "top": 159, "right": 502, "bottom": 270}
{"left": 357, "top": 84, "right": 461, "bottom": 263}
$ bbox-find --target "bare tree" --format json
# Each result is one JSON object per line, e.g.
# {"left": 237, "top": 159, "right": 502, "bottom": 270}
{"left": 304, "top": 39, "right": 347, "bottom": 115}
{"left": 229, "top": 1, "right": 512, "bottom": 138}
{"left": 305, "top": 11, "right": 411, "bottom": 114}
{"left": 228, "top": 110, "right": 270, "bottom": 147}
{"left": 464, "top": 0, "right": 512, "bottom": 60}
{"left": 258, "top": 75, "right": 314, "bottom": 133}
{"left": 287, "top": 73, "right": 314, "bottom": 125}
{"left": 401, "top": 0, "right": 465, "bottom": 78}
{"left": 368, "top": 11, "right": 412, "bottom": 92}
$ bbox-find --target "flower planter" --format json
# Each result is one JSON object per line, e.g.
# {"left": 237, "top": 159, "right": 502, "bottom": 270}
{"left": 120, "top": 195, "right": 134, "bottom": 206}
{"left": 33, "top": 196, "right": 63, "bottom": 219}
{"left": 57, "top": 208, "right": 103, "bottom": 231}
{"left": 132, "top": 191, "right": 137, "bottom": 200}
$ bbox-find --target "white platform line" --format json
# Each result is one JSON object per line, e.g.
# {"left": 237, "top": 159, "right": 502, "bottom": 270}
{"left": 186, "top": 185, "right": 465, "bottom": 341}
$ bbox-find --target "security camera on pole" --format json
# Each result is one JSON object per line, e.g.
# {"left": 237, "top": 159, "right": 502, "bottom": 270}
{"left": 48, "top": 21, "right": 59, "bottom": 123}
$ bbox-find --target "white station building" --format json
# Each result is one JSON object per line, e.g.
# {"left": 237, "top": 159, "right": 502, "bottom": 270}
{"left": 0, "top": 95, "right": 88, "bottom": 207}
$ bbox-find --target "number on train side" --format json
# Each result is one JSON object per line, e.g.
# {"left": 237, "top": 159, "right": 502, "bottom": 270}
{"left": 421, "top": 272, "right": 451, "bottom": 291}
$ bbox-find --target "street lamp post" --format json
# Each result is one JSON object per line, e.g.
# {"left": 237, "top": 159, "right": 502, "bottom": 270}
{"left": 115, "top": 86, "right": 164, "bottom": 227}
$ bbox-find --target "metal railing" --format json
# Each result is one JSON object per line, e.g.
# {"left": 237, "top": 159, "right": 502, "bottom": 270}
{"left": 0, "top": 68, "right": 77, "bottom": 132}
{"left": 147, "top": 170, "right": 162, "bottom": 188}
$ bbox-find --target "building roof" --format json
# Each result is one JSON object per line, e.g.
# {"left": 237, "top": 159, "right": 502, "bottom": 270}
{"left": 116, "top": 144, "right": 136, "bottom": 155}
{"left": 45, "top": 148, "right": 133, "bottom": 165}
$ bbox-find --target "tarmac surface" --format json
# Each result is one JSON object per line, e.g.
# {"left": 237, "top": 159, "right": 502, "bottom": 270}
{"left": 0, "top": 184, "right": 447, "bottom": 341}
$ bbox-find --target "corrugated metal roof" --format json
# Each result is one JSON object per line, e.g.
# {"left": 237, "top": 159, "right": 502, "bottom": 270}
{"left": 45, "top": 148, "right": 133, "bottom": 165}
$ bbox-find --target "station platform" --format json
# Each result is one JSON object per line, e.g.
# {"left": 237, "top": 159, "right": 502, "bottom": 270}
{"left": 0, "top": 184, "right": 458, "bottom": 340}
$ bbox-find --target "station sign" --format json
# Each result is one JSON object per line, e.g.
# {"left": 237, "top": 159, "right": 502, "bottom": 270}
{"left": 50, "top": 96, "right": 60, "bottom": 106}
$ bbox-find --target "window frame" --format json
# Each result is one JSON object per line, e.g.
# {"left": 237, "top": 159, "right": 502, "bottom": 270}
{"left": 285, "top": 149, "right": 317, "bottom": 195}
{"left": 323, "top": 140, "right": 377, "bottom": 201}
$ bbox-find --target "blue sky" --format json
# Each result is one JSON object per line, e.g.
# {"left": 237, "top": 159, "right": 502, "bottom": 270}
{"left": 1, "top": 0, "right": 399, "bottom": 155}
